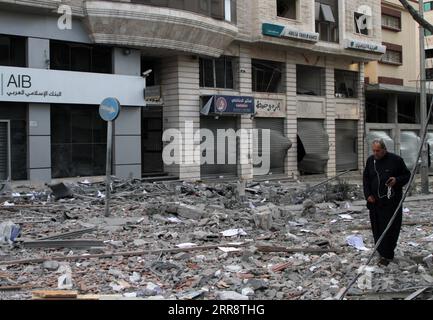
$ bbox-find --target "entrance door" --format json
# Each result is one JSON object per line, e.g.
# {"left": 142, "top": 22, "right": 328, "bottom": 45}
{"left": 142, "top": 107, "right": 164, "bottom": 175}
{"left": 336, "top": 120, "right": 358, "bottom": 172}
{"left": 0, "top": 121, "right": 11, "bottom": 181}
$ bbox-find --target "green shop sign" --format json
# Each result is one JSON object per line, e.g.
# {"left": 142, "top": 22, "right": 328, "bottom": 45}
{"left": 262, "top": 23, "right": 319, "bottom": 42}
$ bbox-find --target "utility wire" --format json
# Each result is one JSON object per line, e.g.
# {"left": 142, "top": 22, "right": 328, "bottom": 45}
{"left": 339, "top": 93, "right": 433, "bottom": 300}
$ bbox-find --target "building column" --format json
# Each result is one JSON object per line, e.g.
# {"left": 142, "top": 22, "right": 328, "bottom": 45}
{"left": 325, "top": 64, "right": 337, "bottom": 177}
{"left": 161, "top": 55, "right": 201, "bottom": 181}
{"left": 113, "top": 48, "right": 142, "bottom": 179}
{"left": 358, "top": 62, "right": 366, "bottom": 172}
{"left": 27, "top": 38, "right": 51, "bottom": 183}
{"left": 238, "top": 45, "right": 253, "bottom": 180}
{"left": 286, "top": 54, "right": 298, "bottom": 179}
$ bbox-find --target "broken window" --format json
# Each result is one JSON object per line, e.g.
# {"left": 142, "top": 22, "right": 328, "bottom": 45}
{"left": 355, "top": 12, "right": 369, "bottom": 35}
{"left": 199, "top": 56, "right": 235, "bottom": 89}
{"left": 426, "top": 68, "right": 433, "bottom": 80}
{"left": 252, "top": 59, "right": 284, "bottom": 93}
{"left": 366, "top": 95, "right": 388, "bottom": 123}
{"left": 50, "top": 40, "right": 112, "bottom": 74}
{"left": 296, "top": 65, "right": 325, "bottom": 96}
{"left": 51, "top": 105, "right": 107, "bottom": 179}
{"left": 398, "top": 95, "right": 418, "bottom": 124}
{"left": 0, "top": 34, "right": 26, "bottom": 67}
{"left": 335, "top": 70, "right": 358, "bottom": 98}
{"left": 277, "top": 0, "right": 297, "bottom": 20}
{"left": 315, "top": 0, "right": 339, "bottom": 43}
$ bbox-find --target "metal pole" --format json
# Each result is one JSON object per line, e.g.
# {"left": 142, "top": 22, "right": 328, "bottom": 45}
{"left": 419, "top": 0, "right": 430, "bottom": 194}
{"left": 105, "top": 120, "right": 113, "bottom": 217}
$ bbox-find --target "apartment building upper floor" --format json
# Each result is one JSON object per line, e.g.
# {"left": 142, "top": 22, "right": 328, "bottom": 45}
{"left": 0, "top": 0, "right": 385, "bottom": 60}
{"left": 365, "top": 0, "right": 420, "bottom": 89}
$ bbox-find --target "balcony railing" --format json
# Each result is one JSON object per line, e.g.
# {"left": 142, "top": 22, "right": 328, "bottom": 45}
{"left": 129, "top": 0, "right": 237, "bottom": 24}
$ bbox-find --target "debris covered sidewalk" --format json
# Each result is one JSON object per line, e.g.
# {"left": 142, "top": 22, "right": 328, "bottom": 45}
{"left": 1, "top": 178, "right": 433, "bottom": 300}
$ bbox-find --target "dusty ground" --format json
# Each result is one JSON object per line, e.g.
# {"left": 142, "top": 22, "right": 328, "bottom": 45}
{"left": 0, "top": 178, "right": 433, "bottom": 300}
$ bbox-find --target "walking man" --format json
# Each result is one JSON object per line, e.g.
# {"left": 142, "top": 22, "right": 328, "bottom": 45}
{"left": 363, "top": 140, "right": 411, "bottom": 266}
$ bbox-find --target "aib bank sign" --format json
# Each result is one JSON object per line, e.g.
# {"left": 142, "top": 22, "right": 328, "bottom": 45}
{"left": 0, "top": 65, "right": 145, "bottom": 106}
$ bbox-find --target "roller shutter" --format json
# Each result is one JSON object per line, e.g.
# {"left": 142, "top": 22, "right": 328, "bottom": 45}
{"left": 336, "top": 120, "right": 358, "bottom": 172}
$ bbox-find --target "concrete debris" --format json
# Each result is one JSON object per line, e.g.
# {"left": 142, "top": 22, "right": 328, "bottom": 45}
{"left": 1, "top": 178, "right": 433, "bottom": 300}
{"left": 302, "top": 200, "right": 316, "bottom": 216}
{"left": 0, "top": 221, "right": 21, "bottom": 244}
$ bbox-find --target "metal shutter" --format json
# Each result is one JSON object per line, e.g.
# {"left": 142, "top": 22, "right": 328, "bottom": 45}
{"left": 254, "top": 118, "right": 291, "bottom": 175}
{"left": 336, "top": 120, "right": 358, "bottom": 172}
{"left": 200, "top": 116, "right": 238, "bottom": 177}
{"left": 0, "top": 122, "right": 9, "bottom": 181}
{"left": 298, "top": 119, "right": 329, "bottom": 174}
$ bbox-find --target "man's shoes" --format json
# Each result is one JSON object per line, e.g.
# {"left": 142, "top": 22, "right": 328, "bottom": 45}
{"left": 377, "top": 257, "right": 393, "bottom": 266}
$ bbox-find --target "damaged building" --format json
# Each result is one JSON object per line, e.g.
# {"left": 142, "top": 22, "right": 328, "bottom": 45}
{"left": 365, "top": 0, "right": 433, "bottom": 170}
{"left": 0, "top": 0, "right": 384, "bottom": 183}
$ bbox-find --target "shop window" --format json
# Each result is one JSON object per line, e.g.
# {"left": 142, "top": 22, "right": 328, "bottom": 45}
{"left": 296, "top": 65, "right": 325, "bottom": 96}
{"left": 335, "top": 70, "right": 358, "bottom": 98}
{"left": 0, "top": 103, "right": 28, "bottom": 180}
{"left": 51, "top": 105, "right": 107, "bottom": 178}
{"left": 315, "top": 0, "right": 339, "bottom": 43}
{"left": 277, "top": 0, "right": 297, "bottom": 20}
{"left": 0, "top": 34, "right": 26, "bottom": 67}
{"left": 199, "top": 56, "right": 234, "bottom": 89}
{"left": 252, "top": 59, "right": 284, "bottom": 93}
{"left": 426, "top": 49, "right": 433, "bottom": 59}
{"left": 50, "top": 40, "right": 112, "bottom": 74}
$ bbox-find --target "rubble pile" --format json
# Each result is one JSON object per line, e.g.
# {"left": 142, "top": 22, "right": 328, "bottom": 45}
{"left": 0, "top": 178, "right": 432, "bottom": 300}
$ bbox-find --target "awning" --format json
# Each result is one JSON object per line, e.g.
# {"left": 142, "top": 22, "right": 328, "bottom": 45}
{"left": 201, "top": 95, "right": 255, "bottom": 115}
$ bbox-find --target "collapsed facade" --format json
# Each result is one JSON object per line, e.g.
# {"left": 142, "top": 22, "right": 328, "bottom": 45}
{"left": 0, "top": 0, "right": 384, "bottom": 183}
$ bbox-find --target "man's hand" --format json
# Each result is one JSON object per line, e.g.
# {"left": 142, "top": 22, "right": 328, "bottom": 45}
{"left": 367, "top": 196, "right": 376, "bottom": 204}
{"left": 386, "top": 177, "right": 397, "bottom": 188}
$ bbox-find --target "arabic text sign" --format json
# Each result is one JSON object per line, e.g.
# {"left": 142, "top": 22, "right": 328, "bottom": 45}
{"left": 262, "top": 23, "right": 319, "bottom": 43}
{"left": 0, "top": 66, "right": 144, "bottom": 106}
{"left": 212, "top": 95, "right": 255, "bottom": 114}
{"left": 344, "top": 39, "right": 386, "bottom": 54}
{"left": 255, "top": 98, "right": 286, "bottom": 118}
{"left": 99, "top": 98, "right": 121, "bottom": 122}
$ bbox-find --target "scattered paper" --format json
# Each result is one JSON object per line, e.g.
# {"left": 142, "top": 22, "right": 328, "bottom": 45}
{"left": 97, "top": 191, "right": 106, "bottom": 198}
{"left": 218, "top": 247, "right": 241, "bottom": 253}
{"left": 176, "top": 243, "right": 197, "bottom": 249}
{"left": 2, "top": 201, "right": 14, "bottom": 207}
{"left": 12, "top": 193, "right": 20, "bottom": 197}
{"left": 167, "top": 217, "right": 183, "bottom": 224}
{"left": 81, "top": 179, "right": 91, "bottom": 184}
{"left": 403, "top": 208, "right": 410, "bottom": 214}
{"left": 339, "top": 214, "right": 354, "bottom": 220}
{"left": 346, "top": 235, "right": 370, "bottom": 251}
{"left": 221, "top": 229, "right": 247, "bottom": 237}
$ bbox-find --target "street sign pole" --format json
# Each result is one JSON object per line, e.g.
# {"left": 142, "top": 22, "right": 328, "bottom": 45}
{"left": 99, "top": 97, "right": 121, "bottom": 217}
{"left": 105, "top": 120, "right": 113, "bottom": 217}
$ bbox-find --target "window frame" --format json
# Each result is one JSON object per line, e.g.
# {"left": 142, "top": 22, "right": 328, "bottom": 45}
{"left": 335, "top": 69, "right": 359, "bottom": 99}
{"left": 199, "top": 56, "right": 235, "bottom": 90}
{"left": 276, "top": 0, "right": 298, "bottom": 20}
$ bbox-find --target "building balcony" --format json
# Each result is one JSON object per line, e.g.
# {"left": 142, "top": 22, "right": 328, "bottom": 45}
{"left": 83, "top": 0, "right": 238, "bottom": 57}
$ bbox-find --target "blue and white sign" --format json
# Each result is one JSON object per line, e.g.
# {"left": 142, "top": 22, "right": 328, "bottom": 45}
{"left": 99, "top": 98, "right": 121, "bottom": 122}
{"left": 262, "top": 23, "right": 319, "bottom": 43}
{"left": 201, "top": 95, "right": 255, "bottom": 115}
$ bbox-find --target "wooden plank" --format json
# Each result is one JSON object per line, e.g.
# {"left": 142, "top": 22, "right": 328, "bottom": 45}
{"left": 32, "top": 290, "right": 78, "bottom": 299}
{"left": 405, "top": 287, "right": 429, "bottom": 300}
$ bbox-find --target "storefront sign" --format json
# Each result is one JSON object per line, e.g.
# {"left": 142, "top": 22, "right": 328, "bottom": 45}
{"left": 201, "top": 95, "right": 255, "bottom": 115}
{"left": 0, "top": 66, "right": 145, "bottom": 106}
{"left": 262, "top": 23, "right": 319, "bottom": 43}
{"left": 255, "top": 98, "right": 286, "bottom": 118}
{"left": 344, "top": 39, "right": 386, "bottom": 54}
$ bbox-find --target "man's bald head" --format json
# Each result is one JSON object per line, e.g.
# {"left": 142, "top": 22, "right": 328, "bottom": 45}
{"left": 372, "top": 139, "right": 387, "bottom": 160}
